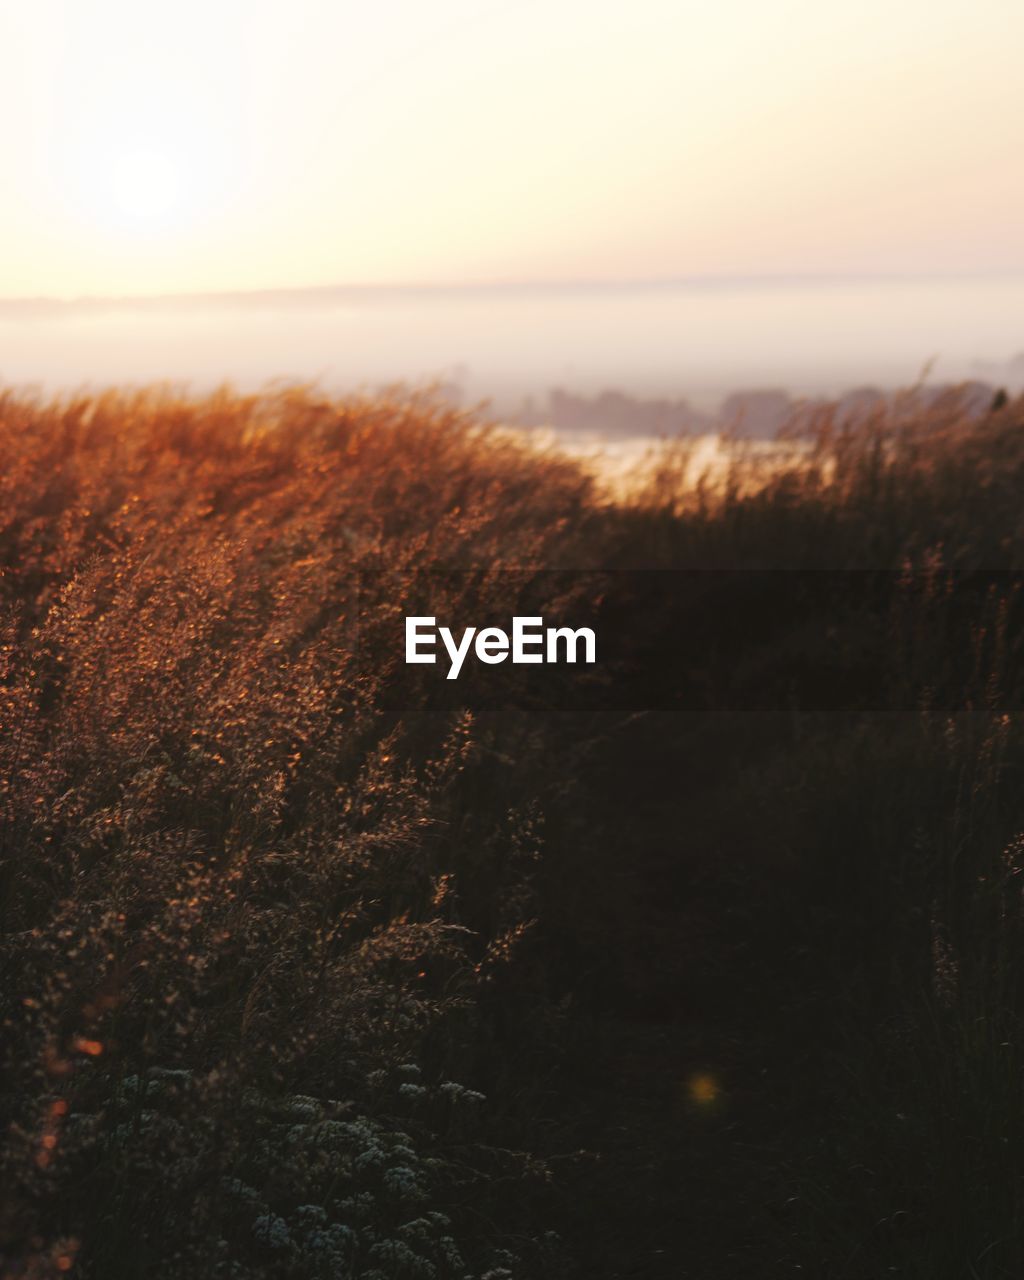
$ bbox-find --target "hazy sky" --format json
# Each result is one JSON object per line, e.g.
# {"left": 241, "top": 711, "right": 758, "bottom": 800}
{"left": 1, "top": 0, "right": 1022, "bottom": 298}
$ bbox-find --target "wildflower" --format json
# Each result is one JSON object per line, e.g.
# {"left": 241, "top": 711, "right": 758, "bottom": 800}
{"left": 252, "top": 1214, "right": 292, "bottom": 1251}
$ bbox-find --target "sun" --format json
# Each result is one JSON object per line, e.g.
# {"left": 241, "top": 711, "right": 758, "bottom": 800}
{"left": 108, "top": 149, "right": 182, "bottom": 221}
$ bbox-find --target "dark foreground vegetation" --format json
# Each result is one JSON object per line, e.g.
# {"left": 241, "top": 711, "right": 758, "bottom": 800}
{"left": 3, "top": 383, "right": 1024, "bottom": 1278}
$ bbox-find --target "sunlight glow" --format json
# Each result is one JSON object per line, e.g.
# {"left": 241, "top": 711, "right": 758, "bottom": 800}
{"left": 108, "top": 150, "right": 182, "bottom": 221}
{"left": 0, "top": 0, "right": 1022, "bottom": 296}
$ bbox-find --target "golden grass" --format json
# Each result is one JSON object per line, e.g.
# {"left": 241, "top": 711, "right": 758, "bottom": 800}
{"left": 1, "top": 380, "right": 1023, "bottom": 1278}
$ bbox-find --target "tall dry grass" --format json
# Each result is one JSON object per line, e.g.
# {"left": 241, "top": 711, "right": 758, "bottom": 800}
{"left": 2, "top": 381, "right": 1024, "bottom": 1278}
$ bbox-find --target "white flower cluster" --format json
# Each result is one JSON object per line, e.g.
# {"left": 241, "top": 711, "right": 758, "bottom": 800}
{"left": 437, "top": 1081, "right": 486, "bottom": 1105}
{"left": 223, "top": 1082, "right": 498, "bottom": 1276}
{"left": 88, "top": 1062, "right": 545, "bottom": 1278}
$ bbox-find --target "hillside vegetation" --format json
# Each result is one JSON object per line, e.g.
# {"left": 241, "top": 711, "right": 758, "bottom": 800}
{"left": 3, "top": 383, "right": 1024, "bottom": 1278}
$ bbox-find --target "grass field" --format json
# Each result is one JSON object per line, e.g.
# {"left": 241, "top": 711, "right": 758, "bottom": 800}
{"left": 3, "top": 382, "right": 1024, "bottom": 1278}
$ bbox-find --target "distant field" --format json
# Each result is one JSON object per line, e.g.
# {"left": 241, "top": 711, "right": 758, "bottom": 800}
{"left": 3, "top": 382, "right": 1024, "bottom": 1278}
{"left": 2, "top": 275, "right": 1023, "bottom": 407}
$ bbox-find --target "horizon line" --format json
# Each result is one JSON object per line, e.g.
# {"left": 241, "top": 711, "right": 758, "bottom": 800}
{"left": 3, "top": 266, "right": 1024, "bottom": 311}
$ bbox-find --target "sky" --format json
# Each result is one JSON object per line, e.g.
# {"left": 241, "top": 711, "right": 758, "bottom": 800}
{"left": 1, "top": 0, "right": 1022, "bottom": 299}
